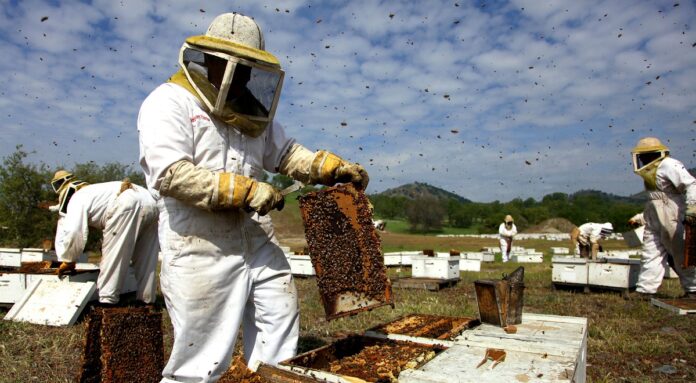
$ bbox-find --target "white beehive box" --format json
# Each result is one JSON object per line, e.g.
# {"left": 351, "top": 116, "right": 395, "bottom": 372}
{"left": 550, "top": 247, "right": 570, "bottom": 255}
{"left": 511, "top": 253, "right": 543, "bottom": 263}
{"left": 400, "top": 313, "right": 588, "bottom": 383}
{"left": 552, "top": 256, "right": 588, "bottom": 285}
{"left": 0, "top": 273, "right": 26, "bottom": 303}
{"left": 458, "top": 258, "right": 481, "bottom": 272}
{"left": 0, "top": 248, "right": 21, "bottom": 267}
{"left": 462, "top": 252, "right": 495, "bottom": 262}
{"left": 20, "top": 248, "right": 58, "bottom": 263}
{"left": 588, "top": 258, "right": 640, "bottom": 289}
{"left": 400, "top": 251, "right": 420, "bottom": 266}
{"left": 482, "top": 246, "right": 500, "bottom": 254}
{"left": 288, "top": 255, "right": 315, "bottom": 276}
{"left": 383, "top": 252, "right": 402, "bottom": 266}
{"left": 511, "top": 246, "right": 525, "bottom": 253}
{"left": 411, "top": 256, "right": 459, "bottom": 280}
{"left": 524, "top": 248, "right": 537, "bottom": 254}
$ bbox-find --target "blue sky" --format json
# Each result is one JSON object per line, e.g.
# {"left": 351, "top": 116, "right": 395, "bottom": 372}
{"left": 1, "top": 0, "right": 694, "bottom": 202}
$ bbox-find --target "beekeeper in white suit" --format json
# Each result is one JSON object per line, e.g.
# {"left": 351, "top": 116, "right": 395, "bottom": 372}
{"left": 50, "top": 170, "right": 159, "bottom": 304}
{"left": 630, "top": 137, "right": 696, "bottom": 299}
{"left": 498, "top": 215, "right": 517, "bottom": 262}
{"left": 570, "top": 222, "right": 613, "bottom": 260}
{"left": 137, "top": 12, "right": 368, "bottom": 382}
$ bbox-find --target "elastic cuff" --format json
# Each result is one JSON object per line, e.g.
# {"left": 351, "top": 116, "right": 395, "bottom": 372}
{"left": 310, "top": 151, "right": 342, "bottom": 185}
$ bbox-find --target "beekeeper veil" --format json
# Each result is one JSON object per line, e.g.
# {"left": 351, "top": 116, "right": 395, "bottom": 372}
{"left": 51, "top": 170, "right": 88, "bottom": 216}
{"left": 172, "top": 13, "right": 284, "bottom": 138}
{"left": 631, "top": 137, "right": 669, "bottom": 190}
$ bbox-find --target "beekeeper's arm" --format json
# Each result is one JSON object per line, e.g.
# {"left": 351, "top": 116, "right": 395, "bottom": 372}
{"left": 138, "top": 89, "right": 283, "bottom": 215}
{"left": 277, "top": 143, "right": 369, "bottom": 191}
{"left": 665, "top": 159, "right": 696, "bottom": 222}
{"left": 55, "top": 204, "right": 89, "bottom": 266}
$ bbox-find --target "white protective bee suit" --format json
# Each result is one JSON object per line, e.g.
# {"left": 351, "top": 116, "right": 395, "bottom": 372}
{"left": 54, "top": 181, "right": 159, "bottom": 304}
{"left": 138, "top": 13, "right": 368, "bottom": 383}
{"left": 635, "top": 157, "right": 696, "bottom": 294}
{"left": 498, "top": 218, "right": 517, "bottom": 262}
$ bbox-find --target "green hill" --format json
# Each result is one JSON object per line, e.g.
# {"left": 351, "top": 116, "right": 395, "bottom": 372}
{"left": 377, "top": 182, "right": 471, "bottom": 203}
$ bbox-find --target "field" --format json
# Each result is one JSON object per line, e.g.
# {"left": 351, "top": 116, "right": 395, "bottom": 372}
{"left": 1, "top": 203, "right": 695, "bottom": 382}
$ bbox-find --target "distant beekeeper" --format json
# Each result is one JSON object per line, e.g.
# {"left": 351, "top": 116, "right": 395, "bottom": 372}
{"left": 570, "top": 222, "right": 613, "bottom": 260}
{"left": 630, "top": 137, "right": 696, "bottom": 299}
{"left": 137, "top": 12, "right": 368, "bottom": 382}
{"left": 50, "top": 170, "right": 159, "bottom": 305}
{"left": 498, "top": 215, "right": 517, "bottom": 262}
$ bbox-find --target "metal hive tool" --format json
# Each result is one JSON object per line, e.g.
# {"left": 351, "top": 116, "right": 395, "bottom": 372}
{"left": 298, "top": 184, "right": 393, "bottom": 320}
{"left": 79, "top": 306, "right": 164, "bottom": 383}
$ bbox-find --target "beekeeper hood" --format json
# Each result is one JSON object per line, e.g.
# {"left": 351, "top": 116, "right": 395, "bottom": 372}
{"left": 504, "top": 215, "right": 514, "bottom": 227}
{"left": 599, "top": 222, "right": 613, "bottom": 238}
{"left": 171, "top": 12, "right": 284, "bottom": 138}
{"left": 631, "top": 137, "right": 669, "bottom": 189}
{"left": 51, "top": 170, "right": 88, "bottom": 216}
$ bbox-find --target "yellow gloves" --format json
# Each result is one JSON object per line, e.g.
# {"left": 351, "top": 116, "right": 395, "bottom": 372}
{"left": 235, "top": 176, "right": 284, "bottom": 215}
{"left": 57, "top": 262, "right": 75, "bottom": 276}
{"left": 279, "top": 144, "right": 369, "bottom": 190}
{"left": 160, "top": 160, "right": 284, "bottom": 215}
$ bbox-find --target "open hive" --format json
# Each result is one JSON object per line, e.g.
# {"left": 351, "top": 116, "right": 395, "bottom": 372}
{"left": 79, "top": 306, "right": 164, "bottom": 383}
{"left": 282, "top": 335, "right": 444, "bottom": 383}
{"left": 298, "top": 184, "right": 393, "bottom": 320}
{"left": 368, "top": 314, "right": 479, "bottom": 340}
{"left": 217, "top": 356, "right": 269, "bottom": 383}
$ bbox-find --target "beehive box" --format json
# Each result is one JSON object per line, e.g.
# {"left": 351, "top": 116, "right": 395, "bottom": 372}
{"left": 383, "top": 252, "right": 402, "bottom": 266}
{"left": 452, "top": 313, "right": 588, "bottom": 383}
{"left": 20, "top": 248, "right": 58, "bottom": 262}
{"left": 288, "top": 255, "right": 316, "bottom": 277}
{"left": 400, "top": 251, "right": 421, "bottom": 266}
{"left": 0, "top": 248, "right": 21, "bottom": 267}
{"left": 298, "top": 184, "right": 393, "bottom": 320}
{"left": 0, "top": 273, "right": 26, "bottom": 303}
{"left": 459, "top": 258, "right": 481, "bottom": 272}
{"left": 588, "top": 258, "right": 640, "bottom": 290}
{"left": 463, "top": 252, "right": 495, "bottom": 262}
{"left": 277, "top": 335, "right": 445, "bottom": 382}
{"left": 411, "top": 256, "right": 460, "bottom": 280}
{"left": 550, "top": 247, "right": 570, "bottom": 255}
{"left": 552, "top": 256, "right": 589, "bottom": 286}
{"left": 510, "top": 253, "right": 543, "bottom": 263}
{"left": 79, "top": 306, "right": 164, "bottom": 383}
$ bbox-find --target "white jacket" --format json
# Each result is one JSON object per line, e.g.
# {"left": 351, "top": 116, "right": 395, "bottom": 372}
{"left": 498, "top": 223, "right": 517, "bottom": 239}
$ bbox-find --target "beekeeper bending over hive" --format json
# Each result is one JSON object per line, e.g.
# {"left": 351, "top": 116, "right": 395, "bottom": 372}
{"left": 498, "top": 215, "right": 517, "bottom": 262}
{"left": 630, "top": 137, "right": 696, "bottom": 299}
{"left": 50, "top": 170, "right": 159, "bottom": 305}
{"left": 137, "top": 12, "right": 368, "bottom": 382}
{"left": 570, "top": 222, "right": 613, "bottom": 260}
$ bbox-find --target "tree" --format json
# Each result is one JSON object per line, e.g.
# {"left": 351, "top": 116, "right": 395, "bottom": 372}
{"left": 71, "top": 162, "right": 146, "bottom": 186}
{"left": 405, "top": 196, "right": 445, "bottom": 232}
{"left": 0, "top": 146, "right": 55, "bottom": 247}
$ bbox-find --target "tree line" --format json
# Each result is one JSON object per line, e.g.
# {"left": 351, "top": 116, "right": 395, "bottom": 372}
{"left": 0, "top": 146, "right": 645, "bottom": 248}
{"left": 369, "top": 190, "right": 644, "bottom": 234}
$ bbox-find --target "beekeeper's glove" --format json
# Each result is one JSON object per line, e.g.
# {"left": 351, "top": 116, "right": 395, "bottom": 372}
{"left": 159, "top": 160, "right": 284, "bottom": 215}
{"left": 279, "top": 144, "right": 369, "bottom": 191}
{"left": 57, "top": 261, "right": 75, "bottom": 276}
{"left": 686, "top": 205, "right": 696, "bottom": 225}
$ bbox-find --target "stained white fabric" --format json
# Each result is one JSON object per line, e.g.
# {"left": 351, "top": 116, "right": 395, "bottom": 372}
{"left": 576, "top": 223, "right": 609, "bottom": 246}
{"left": 54, "top": 182, "right": 159, "bottom": 304}
{"left": 498, "top": 223, "right": 517, "bottom": 261}
{"left": 138, "top": 82, "right": 299, "bottom": 382}
{"left": 636, "top": 157, "right": 696, "bottom": 294}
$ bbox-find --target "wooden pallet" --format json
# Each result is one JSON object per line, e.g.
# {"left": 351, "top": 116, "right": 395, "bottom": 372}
{"left": 651, "top": 298, "right": 696, "bottom": 315}
{"left": 391, "top": 277, "right": 460, "bottom": 291}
